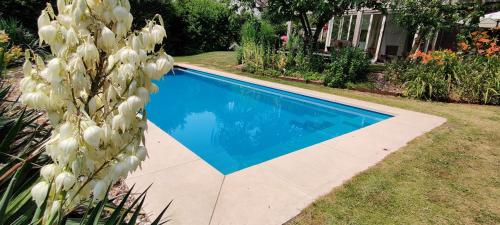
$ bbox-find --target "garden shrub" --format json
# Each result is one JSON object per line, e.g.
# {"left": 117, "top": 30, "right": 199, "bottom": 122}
{"left": 0, "top": 0, "right": 54, "bottom": 33}
{"left": 323, "top": 47, "right": 369, "bottom": 88}
{"left": 0, "top": 18, "right": 36, "bottom": 48}
{"left": 303, "top": 71, "right": 323, "bottom": 81}
{"left": 240, "top": 19, "right": 276, "bottom": 69}
{"left": 236, "top": 46, "right": 243, "bottom": 64}
{"left": 241, "top": 18, "right": 276, "bottom": 47}
{"left": 131, "top": 0, "right": 244, "bottom": 56}
{"left": 403, "top": 63, "right": 450, "bottom": 101}
{"left": 451, "top": 56, "right": 500, "bottom": 104}
{"left": 385, "top": 59, "right": 412, "bottom": 84}
{"left": 388, "top": 49, "right": 500, "bottom": 104}
{"left": 0, "top": 30, "right": 23, "bottom": 71}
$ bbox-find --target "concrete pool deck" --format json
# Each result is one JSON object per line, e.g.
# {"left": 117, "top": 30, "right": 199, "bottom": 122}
{"left": 125, "top": 64, "right": 446, "bottom": 225}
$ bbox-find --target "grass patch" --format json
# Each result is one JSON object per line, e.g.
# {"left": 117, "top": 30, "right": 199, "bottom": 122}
{"left": 175, "top": 51, "right": 500, "bottom": 225}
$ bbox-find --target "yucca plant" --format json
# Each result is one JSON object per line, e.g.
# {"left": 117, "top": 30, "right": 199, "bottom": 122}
{"left": 0, "top": 84, "right": 170, "bottom": 224}
{"left": 0, "top": 84, "right": 51, "bottom": 225}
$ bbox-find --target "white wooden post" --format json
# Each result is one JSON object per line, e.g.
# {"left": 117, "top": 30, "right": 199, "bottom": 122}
{"left": 424, "top": 28, "right": 432, "bottom": 52}
{"left": 338, "top": 17, "right": 344, "bottom": 40}
{"left": 346, "top": 15, "right": 353, "bottom": 41}
{"left": 286, "top": 21, "right": 292, "bottom": 39}
{"left": 364, "top": 14, "right": 374, "bottom": 52}
{"left": 431, "top": 30, "right": 439, "bottom": 51}
{"left": 352, "top": 11, "right": 364, "bottom": 47}
{"left": 372, "top": 15, "right": 387, "bottom": 63}
{"left": 411, "top": 25, "right": 421, "bottom": 51}
{"left": 324, "top": 17, "right": 334, "bottom": 51}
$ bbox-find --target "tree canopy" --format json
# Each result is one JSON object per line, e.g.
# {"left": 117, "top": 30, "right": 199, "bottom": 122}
{"left": 390, "top": 0, "right": 485, "bottom": 52}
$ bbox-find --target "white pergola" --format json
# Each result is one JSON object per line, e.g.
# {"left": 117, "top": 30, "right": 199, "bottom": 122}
{"left": 325, "top": 10, "right": 388, "bottom": 63}
{"left": 286, "top": 10, "right": 389, "bottom": 63}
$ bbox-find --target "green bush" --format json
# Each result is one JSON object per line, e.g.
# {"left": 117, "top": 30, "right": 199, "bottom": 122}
{"left": 451, "top": 56, "right": 500, "bottom": 104}
{"left": 240, "top": 18, "right": 276, "bottom": 47}
{"left": 303, "top": 71, "right": 323, "bottom": 81}
{"left": 323, "top": 47, "right": 369, "bottom": 88}
{"left": 0, "top": 0, "right": 53, "bottom": 33}
{"left": 240, "top": 19, "right": 276, "bottom": 69}
{"left": 236, "top": 46, "right": 243, "bottom": 64}
{"left": 385, "top": 59, "right": 412, "bottom": 84}
{"left": 0, "top": 18, "right": 36, "bottom": 48}
{"left": 403, "top": 63, "right": 450, "bottom": 101}
{"left": 130, "top": 0, "right": 246, "bottom": 55}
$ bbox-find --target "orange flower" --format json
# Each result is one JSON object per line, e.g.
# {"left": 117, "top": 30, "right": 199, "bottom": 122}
{"left": 478, "top": 38, "right": 492, "bottom": 43}
{"left": 0, "top": 31, "right": 9, "bottom": 43}
{"left": 443, "top": 49, "right": 454, "bottom": 54}
{"left": 410, "top": 50, "right": 435, "bottom": 64}
{"left": 458, "top": 42, "right": 469, "bottom": 51}
{"left": 486, "top": 45, "right": 500, "bottom": 56}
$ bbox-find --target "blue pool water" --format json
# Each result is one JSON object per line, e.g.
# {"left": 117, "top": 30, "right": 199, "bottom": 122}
{"left": 147, "top": 68, "right": 392, "bottom": 174}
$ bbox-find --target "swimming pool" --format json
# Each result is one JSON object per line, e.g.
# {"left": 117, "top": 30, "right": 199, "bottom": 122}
{"left": 146, "top": 67, "right": 392, "bottom": 174}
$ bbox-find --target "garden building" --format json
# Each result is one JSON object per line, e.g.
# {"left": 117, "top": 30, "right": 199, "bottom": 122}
{"left": 286, "top": 1, "right": 500, "bottom": 63}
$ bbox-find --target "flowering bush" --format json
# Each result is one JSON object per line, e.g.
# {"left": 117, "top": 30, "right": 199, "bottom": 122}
{"left": 19, "top": 0, "right": 173, "bottom": 222}
{"left": 459, "top": 30, "right": 500, "bottom": 57}
{"left": 389, "top": 48, "right": 499, "bottom": 104}
{"left": 0, "top": 30, "right": 23, "bottom": 72}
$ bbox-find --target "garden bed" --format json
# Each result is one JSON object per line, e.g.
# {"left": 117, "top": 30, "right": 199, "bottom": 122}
{"left": 278, "top": 75, "right": 323, "bottom": 85}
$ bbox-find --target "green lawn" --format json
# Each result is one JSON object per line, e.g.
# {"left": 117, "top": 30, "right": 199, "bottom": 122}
{"left": 175, "top": 52, "right": 500, "bottom": 225}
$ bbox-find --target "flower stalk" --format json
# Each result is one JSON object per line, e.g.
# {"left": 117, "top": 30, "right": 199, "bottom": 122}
{"left": 20, "top": 0, "right": 173, "bottom": 222}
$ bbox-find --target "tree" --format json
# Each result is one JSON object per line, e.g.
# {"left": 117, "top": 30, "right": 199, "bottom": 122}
{"left": 266, "top": 0, "right": 384, "bottom": 52}
{"left": 390, "top": 0, "right": 485, "bottom": 53}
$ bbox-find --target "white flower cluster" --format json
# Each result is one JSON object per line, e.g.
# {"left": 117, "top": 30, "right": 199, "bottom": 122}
{"left": 21, "top": 0, "right": 173, "bottom": 220}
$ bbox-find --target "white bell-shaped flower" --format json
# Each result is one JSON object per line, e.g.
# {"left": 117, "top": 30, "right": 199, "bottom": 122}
{"left": 65, "top": 28, "right": 79, "bottom": 47}
{"left": 112, "top": 6, "right": 129, "bottom": 22}
{"left": 22, "top": 58, "right": 33, "bottom": 76}
{"left": 38, "top": 10, "right": 51, "bottom": 29}
{"left": 41, "top": 164, "right": 61, "bottom": 180}
{"left": 142, "top": 62, "right": 157, "bottom": 78}
{"left": 150, "top": 24, "right": 166, "bottom": 44}
{"left": 119, "top": 48, "right": 139, "bottom": 65}
{"left": 59, "top": 137, "right": 78, "bottom": 155}
{"left": 127, "top": 95, "right": 143, "bottom": 111}
{"left": 55, "top": 171, "right": 76, "bottom": 191}
{"left": 136, "top": 146, "right": 147, "bottom": 161}
{"left": 136, "top": 87, "right": 150, "bottom": 104}
{"left": 77, "top": 41, "right": 99, "bottom": 68}
{"left": 39, "top": 24, "right": 57, "bottom": 45}
{"left": 98, "top": 26, "right": 115, "bottom": 52}
{"left": 83, "top": 125, "right": 104, "bottom": 148}
{"left": 125, "top": 155, "right": 140, "bottom": 172}
{"left": 112, "top": 114, "right": 127, "bottom": 132}
{"left": 154, "top": 54, "right": 173, "bottom": 79}
{"left": 20, "top": 92, "right": 49, "bottom": 108}
{"left": 92, "top": 180, "right": 108, "bottom": 201}
{"left": 31, "top": 181, "right": 49, "bottom": 207}
{"left": 59, "top": 122, "right": 74, "bottom": 139}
